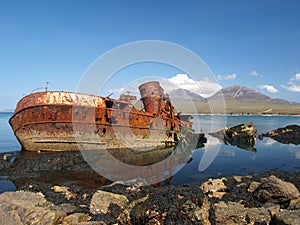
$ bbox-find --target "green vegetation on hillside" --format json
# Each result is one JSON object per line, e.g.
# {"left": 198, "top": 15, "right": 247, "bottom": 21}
{"left": 172, "top": 100, "right": 300, "bottom": 115}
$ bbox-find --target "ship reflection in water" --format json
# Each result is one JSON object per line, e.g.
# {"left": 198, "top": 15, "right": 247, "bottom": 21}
{"left": 6, "top": 142, "right": 201, "bottom": 190}
{"left": 5, "top": 122, "right": 263, "bottom": 190}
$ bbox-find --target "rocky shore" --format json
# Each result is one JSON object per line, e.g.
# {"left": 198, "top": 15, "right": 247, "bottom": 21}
{"left": 0, "top": 170, "right": 300, "bottom": 224}
{"left": 1, "top": 124, "right": 299, "bottom": 224}
{"left": 1, "top": 150, "right": 300, "bottom": 224}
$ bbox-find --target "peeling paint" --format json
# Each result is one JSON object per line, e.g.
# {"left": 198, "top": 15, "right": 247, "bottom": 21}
{"left": 10, "top": 81, "right": 198, "bottom": 151}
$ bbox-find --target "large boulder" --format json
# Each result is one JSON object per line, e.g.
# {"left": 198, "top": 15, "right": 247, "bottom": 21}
{"left": 0, "top": 191, "right": 66, "bottom": 224}
{"left": 211, "top": 201, "right": 271, "bottom": 225}
{"left": 90, "top": 190, "right": 129, "bottom": 215}
{"left": 0, "top": 206, "right": 23, "bottom": 225}
{"left": 272, "top": 209, "right": 300, "bottom": 225}
{"left": 254, "top": 175, "right": 300, "bottom": 204}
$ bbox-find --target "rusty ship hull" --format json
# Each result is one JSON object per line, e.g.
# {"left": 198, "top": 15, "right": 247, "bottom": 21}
{"left": 9, "top": 82, "right": 193, "bottom": 151}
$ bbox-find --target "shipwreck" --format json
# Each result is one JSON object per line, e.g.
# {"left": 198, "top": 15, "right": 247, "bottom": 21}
{"left": 9, "top": 81, "right": 205, "bottom": 151}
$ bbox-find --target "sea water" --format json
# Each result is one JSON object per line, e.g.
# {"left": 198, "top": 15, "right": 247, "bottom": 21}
{"left": 0, "top": 112, "right": 20, "bottom": 153}
{"left": 171, "top": 115, "right": 300, "bottom": 185}
{"left": 0, "top": 112, "right": 299, "bottom": 186}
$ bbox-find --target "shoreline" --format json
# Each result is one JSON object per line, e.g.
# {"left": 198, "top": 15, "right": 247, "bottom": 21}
{"left": 1, "top": 163, "right": 299, "bottom": 224}
{"left": 1, "top": 148, "right": 299, "bottom": 190}
{"left": 1, "top": 123, "right": 299, "bottom": 223}
{"left": 1, "top": 136, "right": 300, "bottom": 224}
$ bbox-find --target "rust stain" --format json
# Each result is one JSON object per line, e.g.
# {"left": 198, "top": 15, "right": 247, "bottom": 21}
{"left": 10, "top": 81, "right": 198, "bottom": 151}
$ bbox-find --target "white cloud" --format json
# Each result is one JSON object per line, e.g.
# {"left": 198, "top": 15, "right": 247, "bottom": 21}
{"left": 281, "top": 84, "right": 300, "bottom": 92}
{"left": 217, "top": 73, "right": 237, "bottom": 80}
{"left": 114, "top": 74, "right": 222, "bottom": 99}
{"left": 167, "top": 74, "right": 222, "bottom": 97}
{"left": 249, "top": 70, "right": 259, "bottom": 76}
{"left": 261, "top": 138, "right": 276, "bottom": 146}
{"left": 291, "top": 73, "right": 300, "bottom": 81}
{"left": 109, "top": 87, "right": 125, "bottom": 95}
{"left": 281, "top": 73, "right": 300, "bottom": 92}
{"left": 257, "top": 84, "right": 278, "bottom": 93}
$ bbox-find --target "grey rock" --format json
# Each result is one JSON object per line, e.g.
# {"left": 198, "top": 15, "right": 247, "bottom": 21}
{"left": 55, "top": 203, "right": 77, "bottom": 214}
{"left": 289, "top": 197, "right": 300, "bottom": 210}
{"left": 180, "top": 198, "right": 211, "bottom": 225}
{"left": 74, "top": 222, "right": 107, "bottom": 225}
{"left": 0, "top": 191, "right": 66, "bottom": 224}
{"left": 90, "top": 190, "right": 129, "bottom": 215}
{"left": 273, "top": 209, "right": 300, "bottom": 225}
{"left": 254, "top": 175, "right": 300, "bottom": 204}
{"left": 62, "top": 213, "right": 91, "bottom": 224}
{"left": 117, "top": 194, "right": 149, "bottom": 224}
{"left": 232, "top": 175, "right": 243, "bottom": 183}
{"left": 200, "top": 177, "right": 227, "bottom": 199}
{"left": 0, "top": 191, "right": 48, "bottom": 207}
{"left": 247, "top": 181, "right": 261, "bottom": 193}
{"left": 0, "top": 205, "right": 23, "bottom": 225}
{"left": 262, "top": 202, "right": 280, "bottom": 216}
{"left": 211, "top": 201, "right": 271, "bottom": 225}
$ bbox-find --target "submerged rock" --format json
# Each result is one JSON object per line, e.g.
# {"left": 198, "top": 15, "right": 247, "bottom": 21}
{"left": 209, "top": 122, "right": 257, "bottom": 151}
{"left": 263, "top": 124, "right": 300, "bottom": 145}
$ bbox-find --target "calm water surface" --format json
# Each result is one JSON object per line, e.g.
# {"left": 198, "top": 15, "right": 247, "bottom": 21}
{"left": 1, "top": 112, "right": 300, "bottom": 186}
{"left": 0, "top": 112, "right": 20, "bottom": 153}
{"left": 171, "top": 115, "right": 300, "bottom": 185}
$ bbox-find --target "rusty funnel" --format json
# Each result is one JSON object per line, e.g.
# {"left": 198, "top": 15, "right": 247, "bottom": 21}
{"left": 139, "top": 81, "right": 165, "bottom": 115}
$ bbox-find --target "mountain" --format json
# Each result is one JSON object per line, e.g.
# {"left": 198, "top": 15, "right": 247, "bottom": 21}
{"left": 208, "top": 85, "right": 293, "bottom": 104}
{"left": 170, "top": 85, "right": 300, "bottom": 115}
{"left": 169, "top": 88, "right": 207, "bottom": 102}
{"left": 209, "top": 85, "right": 271, "bottom": 101}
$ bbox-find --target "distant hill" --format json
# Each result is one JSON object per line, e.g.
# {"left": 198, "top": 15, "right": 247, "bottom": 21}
{"left": 169, "top": 88, "right": 206, "bottom": 102}
{"left": 208, "top": 85, "right": 294, "bottom": 104}
{"left": 209, "top": 85, "right": 271, "bottom": 101}
{"left": 170, "top": 85, "right": 300, "bottom": 115}
{"left": 0, "top": 109, "right": 14, "bottom": 113}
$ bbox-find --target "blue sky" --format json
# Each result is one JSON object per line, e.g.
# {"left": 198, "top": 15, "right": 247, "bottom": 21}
{"left": 1, "top": 0, "right": 300, "bottom": 110}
